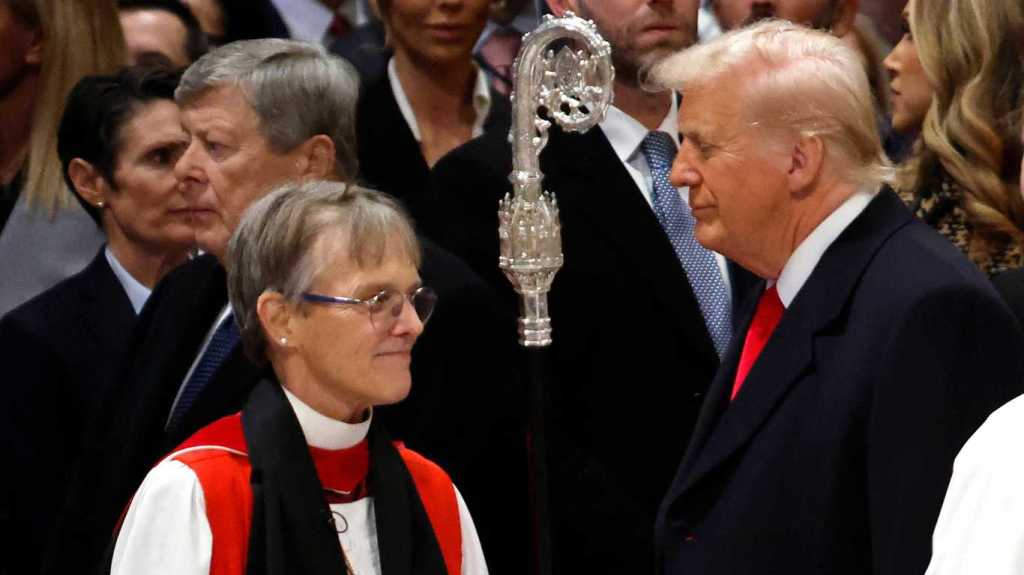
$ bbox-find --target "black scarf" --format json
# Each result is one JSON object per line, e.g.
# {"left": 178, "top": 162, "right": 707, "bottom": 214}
{"left": 241, "top": 378, "right": 449, "bottom": 575}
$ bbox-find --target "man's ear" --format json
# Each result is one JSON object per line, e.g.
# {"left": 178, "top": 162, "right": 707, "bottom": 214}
{"left": 546, "top": 0, "right": 576, "bottom": 18}
{"left": 256, "top": 291, "right": 296, "bottom": 352}
{"left": 295, "top": 134, "right": 337, "bottom": 180}
{"left": 68, "top": 159, "right": 108, "bottom": 208}
{"left": 829, "top": 0, "right": 860, "bottom": 38}
{"left": 787, "top": 135, "right": 824, "bottom": 196}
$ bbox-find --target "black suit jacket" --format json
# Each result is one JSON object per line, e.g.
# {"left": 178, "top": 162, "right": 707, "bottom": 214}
{"left": 428, "top": 123, "right": 758, "bottom": 574}
{"left": 45, "top": 254, "right": 261, "bottom": 573}
{"left": 0, "top": 249, "right": 136, "bottom": 575}
{"left": 656, "top": 190, "right": 1024, "bottom": 575}
{"left": 328, "top": 20, "right": 389, "bottom": 84}
{"left": 992, "top": 267, "right": 1024, "bottom": 328}
{"left": 355, "top": 63, "right": 512, "bottom": 227}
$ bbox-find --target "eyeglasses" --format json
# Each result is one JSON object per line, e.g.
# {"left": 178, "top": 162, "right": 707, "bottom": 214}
{"left": 300, "top": 286, "right": 438, "bottom": 332}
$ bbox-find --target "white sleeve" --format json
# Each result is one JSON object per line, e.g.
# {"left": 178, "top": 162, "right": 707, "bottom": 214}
{"left": 455, "top": 486, "right": 489, "bottom": 575}
{"left": 925, "top": 397, "right": 1024, "bottom": 575}
{"left": 110, "top": 460, "right": 213, "bottom": 575}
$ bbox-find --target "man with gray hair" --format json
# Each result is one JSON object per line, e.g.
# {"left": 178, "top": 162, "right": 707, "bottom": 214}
{"left": 50, "top": 37, "right": 512, "bottom": 572}
{"left": 653, "top": 20, "right": 1024, "bottom": 575}
{"left": 46, "top": 37, "right": 359, "bottom": 572}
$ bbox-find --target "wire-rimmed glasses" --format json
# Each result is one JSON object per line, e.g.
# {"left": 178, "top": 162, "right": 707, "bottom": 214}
{"left": 300, "top": 286, "right": 438, "bottom": 332}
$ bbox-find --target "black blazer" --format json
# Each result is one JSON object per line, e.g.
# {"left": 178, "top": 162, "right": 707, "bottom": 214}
{"left": 355, "top": 62, "right": 512, "bottom": 227}
{"left": 656, "top": 190, "right": 1024, "bottom": 575}
{"left": 428, "top": 123, "right": 759, "bottom": 574}
{"left": 992, "top": 267, "right": 1024, "bottom": 328}
{"left": 328, "top": 20, "right": 389, "bottom": 84}
{"left": 0, "top": 249, "right": 136, "bottom": 575}
{"left": 45, "top": 254, "right": 261, "bottom": 573}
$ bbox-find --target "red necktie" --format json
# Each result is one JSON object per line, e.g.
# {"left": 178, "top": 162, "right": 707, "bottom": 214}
{"left": 479, "top": 28, "right": 522, "bottom": 96}
{"left": 731, "top": 286, "right": 784, "bottom": 401}
{"left": 327, "top": 12, "right": 352, "bottom": 41}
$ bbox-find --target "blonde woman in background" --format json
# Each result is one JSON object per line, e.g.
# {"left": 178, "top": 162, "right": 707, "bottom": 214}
{"left": 0, "top": 0, "right": 125, "bottom": 316}
{"left": 884, "top": 0, "right": 1024, "bottom": 277}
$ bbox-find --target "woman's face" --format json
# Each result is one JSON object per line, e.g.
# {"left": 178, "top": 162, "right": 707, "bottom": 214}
{"left": 288, "top": 239, "right": 425, "bottom": 420}
{"left": 883, "top": 0, "right": 934, "bottom": 134}
{"left": 384, "top": 0, "right": 491, "bottom": 67}
{"left": 103, "top": 100, "right": 194, "bottom": 252}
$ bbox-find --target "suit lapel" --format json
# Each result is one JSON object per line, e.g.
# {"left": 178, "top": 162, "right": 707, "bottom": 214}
{"left": 668, "top": 190, "right": 914, "bottom": 500}
{"left": 73, "top": 250, "right": 136, "bottom": 351}
{"left": 549, "top": 127, "right": 720, "bottom": 361}
{"left": 673, "top": 280, "right": 763, "bottom": 480}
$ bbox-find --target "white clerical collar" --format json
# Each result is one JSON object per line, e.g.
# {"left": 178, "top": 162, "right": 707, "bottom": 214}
{"left": 601, "top": 94, "right": 680, "bottom": 164}
{"left": 387, "top": 57, "right": 493, "bottom": 143}
{"left": 104, "top": 245, "right": 151, "bottom": 315}
{"left": 775, "top": 187, "right": 876, "bottom": 307}
{"left": 283, "top": 385, "right": 371, "bottom": 450}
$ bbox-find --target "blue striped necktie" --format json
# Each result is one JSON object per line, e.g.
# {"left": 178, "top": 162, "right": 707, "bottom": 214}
{"left": 641, "top": 130, "right": 732, "bottom": 356}
{"left": 167, "top": 313, "right": 240, "bottom": 434}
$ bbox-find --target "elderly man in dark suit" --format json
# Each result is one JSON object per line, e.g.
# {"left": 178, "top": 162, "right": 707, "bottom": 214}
{"left": 48, "top": 38, "right": 513, "bottom": 574}
{"left": 428, "top": 0, "right": 757, "bottom": 571}
{"left": 653, "top": 20, "right": 1024, "bottom": 575}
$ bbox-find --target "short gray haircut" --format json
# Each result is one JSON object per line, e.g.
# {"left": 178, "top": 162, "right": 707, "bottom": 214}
{"left": 176, "top": 38, "right": 360, "bottom": 181}
{"left": 226, "top": 180, "right": 421, "bottom": 363}
{"left": 652, "top": 19, "right": 893, "bottom": 188}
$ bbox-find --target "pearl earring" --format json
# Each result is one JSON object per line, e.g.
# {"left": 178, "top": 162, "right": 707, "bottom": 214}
{"left": 279, "top": 337, "right": 288, "bottom": 345}
{"left": 96, "top": 201, "right": 105, "bottom": 208}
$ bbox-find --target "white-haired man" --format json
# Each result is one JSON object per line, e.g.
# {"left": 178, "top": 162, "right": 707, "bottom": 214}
{"left": 653, "top": 20, "right": 1024, "bottom": 575}
{"left": 428, "top": 0, "right": 759, "bottom": 572}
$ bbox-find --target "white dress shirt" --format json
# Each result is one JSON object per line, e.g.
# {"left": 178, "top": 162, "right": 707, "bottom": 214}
{"left": 925, "top": 394, "right": 1024, "bottom": 575}
{"left": 387, "top": 58, "right": 493, "bottom": 143}
{"left": 269, "top": 0, "right": 367, "bottom": 43}
{"left": 600, "top": 98, "right": 731, "bottom": 290}
{"left": 774, "top": 189, "right": 875, "bottom": 307}
{"left": 113, "top": 388, "right": 490, "bottom": 575}
{"left": 104, "top": 246, "right": 152, "bottom": 315}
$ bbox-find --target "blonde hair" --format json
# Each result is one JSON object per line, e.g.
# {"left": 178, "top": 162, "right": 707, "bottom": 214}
{"left": 895, "top": 0, "right": 1024, "bottom": 259}
{"left": 652, "top": 19, "right": 893, "bottom": 189}
{"left": 17, "top": 0, "right": 125, "bottom": 215}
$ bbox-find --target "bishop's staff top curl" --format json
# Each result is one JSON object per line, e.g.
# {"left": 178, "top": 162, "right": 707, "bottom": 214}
{"left": 499, "top": 11, "right": 615, "bottom": 347}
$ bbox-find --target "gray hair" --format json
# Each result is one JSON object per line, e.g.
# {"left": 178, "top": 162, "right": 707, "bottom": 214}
{"left": 652, "top": 19, "right": 894, "bottom": 188}
{"left": 176, "top": 38, "right": 360, "bottom": 181}
{"left": 226, "top": 180, "right": 421, "bottom": 363}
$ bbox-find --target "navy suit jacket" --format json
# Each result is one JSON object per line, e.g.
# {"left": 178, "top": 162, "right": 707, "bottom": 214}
{"left": 656, "top": 190, "right": 1024, "bottom": 575}
{"left": 0, "top": 248, "right": 136, "bottom": 574}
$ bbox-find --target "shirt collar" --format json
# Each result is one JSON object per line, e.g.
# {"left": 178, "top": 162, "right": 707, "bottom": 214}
{"left": 283, "top": 385, "right": 372, "bottom": 450}
{"left": 387, "top": 57, "right": 493, "bottom": 143}
{"left": 104, "top": 245, "right": 151, "bottom": 315}
{"left": 600, "top": 94, "right": 680, "bottom": 164}
{"left": 776, "top": 187, "right": 876, "bottom": 307}
{"left": 270, "top": 0, "right": 335, "bottom": 43}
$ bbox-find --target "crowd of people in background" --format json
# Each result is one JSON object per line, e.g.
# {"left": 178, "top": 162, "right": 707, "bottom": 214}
{"left": 1, "top": 0, "right": 1024, "bottom": 574}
